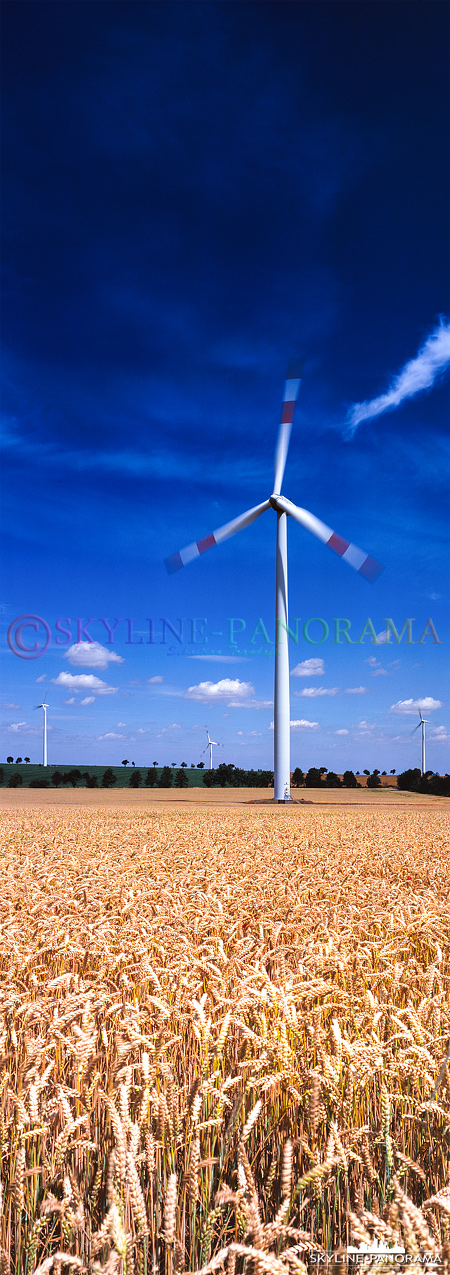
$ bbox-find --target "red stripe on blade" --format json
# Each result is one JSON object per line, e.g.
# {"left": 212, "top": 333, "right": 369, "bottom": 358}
{"left": 281, "top": 400, "right": 295, "bottom": 424}
{"left": 165, "top": 552, "right": 184, "bottom": 574}
{"left": 358, "top": 555, "right": 383, "bottom": 583}
{"left": 197, "top": 533, "right": 216, "bottom": 554}
{"left": 327, "top": 532, "right": 350, "bottom": 557}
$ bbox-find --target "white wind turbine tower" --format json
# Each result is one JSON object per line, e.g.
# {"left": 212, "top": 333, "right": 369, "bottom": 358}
{"left": 412, "top": 708, "right": 430, "bottom": 776}
{"left": 166, "top": 361, "right": 383, "bottom": 802}
{"left": 37, "top": 702, "right": 49, "bottom": 767}
{"left": 203, "top": 727, "right": 220, "bottom": 770}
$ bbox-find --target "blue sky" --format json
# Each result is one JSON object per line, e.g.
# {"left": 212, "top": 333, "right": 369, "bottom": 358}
{"left": 1, "top": 1, "right": 449, "bottom": 773}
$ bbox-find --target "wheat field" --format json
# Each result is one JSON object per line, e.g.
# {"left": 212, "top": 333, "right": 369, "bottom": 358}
{"left": 0, "top": 798, "right": 449, "bottom": 1274}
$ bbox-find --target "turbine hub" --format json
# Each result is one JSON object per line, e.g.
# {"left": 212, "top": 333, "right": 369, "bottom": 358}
{"left": 270, "top": 494, "right": 285, "bottom": 512}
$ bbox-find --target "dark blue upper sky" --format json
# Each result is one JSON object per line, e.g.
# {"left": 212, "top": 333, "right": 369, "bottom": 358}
{"left": 1, "top": 1, "right": 449, "bottom": 771}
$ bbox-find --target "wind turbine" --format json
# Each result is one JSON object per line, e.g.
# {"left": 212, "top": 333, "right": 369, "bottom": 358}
{"left": 412, "top": 709, "right": 430, "bottom": 776}
{"left": 165, "top": 361, "right": 383, "bottom": 802}
{"left": 35, "top": 702, "right": 49, "bottom": 767}
{"left": 203, "top": 727, "right": 220, "bottom": 770}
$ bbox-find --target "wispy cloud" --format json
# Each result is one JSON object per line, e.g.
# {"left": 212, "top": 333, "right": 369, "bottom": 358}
{"left": 335, "top": 728, "right": 349, "bottom": 735}
{"left": 294, "top": 686, "right": 339, "bottom": 698}
{"left": 97, "top": 731, "right": 125, "bottom": 740}
{"left": 365, "top": 656, "right": 387, "bottom": 675}
{"left": 64, "top": 642, "right": 123, "bottom": 670}
{"left": 429, "top": 725, "right": 450, "bottom": 742}
{"left": 345, "top": 318, "right": 450, "bottom": 437}
{"left": 147, "top": 675, "right": 164, "bottom": 683}
{"left": 345, "top": 686, "right": 367, "bottom": 694}
{"left": 269, "top": 719, "right": 319, "bottom": 731}
{"left": 228, "top": 699, "right": 272, "bottom": 710}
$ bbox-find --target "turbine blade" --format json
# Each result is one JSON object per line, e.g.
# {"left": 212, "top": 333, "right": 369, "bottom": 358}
{"left": 273, "top": 359, "right": 304, "bottom": 496}
{"left": 165, "top": 499, "right": 271, "bottom": 574}
{"left": 277, "top": 495, "right": 383, "bottom": 582}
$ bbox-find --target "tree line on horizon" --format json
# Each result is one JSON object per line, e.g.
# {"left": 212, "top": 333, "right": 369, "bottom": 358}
{"left": 1, "top": 761, "right": 449, "bottom": 794}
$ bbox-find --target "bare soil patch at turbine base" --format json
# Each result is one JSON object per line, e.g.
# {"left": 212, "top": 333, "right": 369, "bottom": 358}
{"left": 1, "top": 798, "right": 449, "bottom": 1270}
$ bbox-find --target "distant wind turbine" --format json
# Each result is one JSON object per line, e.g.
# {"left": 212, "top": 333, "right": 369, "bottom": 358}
{"left": 203, "top": 728, "right": 220, "bottom": 770}
{"left": 166, "top": 361, "right": 383, "bottom": 802}
{"left": 412, "top": 709, "right": 430, "bottom": 776}
{"left": 35, "top": 702, "right": 49, "bottom": 767}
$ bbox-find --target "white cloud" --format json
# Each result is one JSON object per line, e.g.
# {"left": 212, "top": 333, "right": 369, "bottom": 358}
{"left": 295, "top": 686, "right": 339, "bottom": 698}
{"left": 117, "top": 721, "right": 127, "bottom": 727}
{"left": 1, "top": 702, "right": 21, "bottom": 710}
{"left": 36, "top": 673, "right": 47, "bottom": 682}
{"left": 147, "top": 675, "right": 164, "bottom": 683}
{"left": 345, "top": 686, "right": 367, "bottom": 694}
{"left": 375, "top": 629, "right": 389, "bottom": 644}
{"left": 52, "top": 672, "right": 118, "bottom": 695}
{"left": 80, "top": 696, "right": 95, "bottom": 705}
{"left": 97, "top": 731, "right": 125, "bottom": 740}
{"left": 137, "top": 727, "right": 150, "bottom": 734}
{"left": 291, "top": 658, "right": 325, "bottom": 678}
{"left": 64, "top": 641, "right": 123, "bottom": 669}
{"left": 159, "top": 723, "right": 181, "bottom": 733}
{"left": 269, "top": 719, "right": 319, "bottom": 731}
{"left": 334, "top": 728, "right": 349, "bottom": 735}
{"left": 345, "top": 318, "right": 450, "bottom": 437}
{"left": 366, "top": 656, "right": 379, "bottom": 667}
{"left": 429, "top": 725, "right": 450, "bottom": 742}
{"left": 185, "top": 678, "right": 254, "bottom": 702}
{"left": 389, "top": 697, "right": 443, "bottom": 715}
{"left": 64, "top": 698, "right": 76, "bottom": 705}
{"left": 247, "top": 730, "right": 262, "bottom": 736}
{"left": 6, "top": 721, "right": 28, "bottom": 733}
{"left": 371, "top": 668, "right": 388, "bottom": 677}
